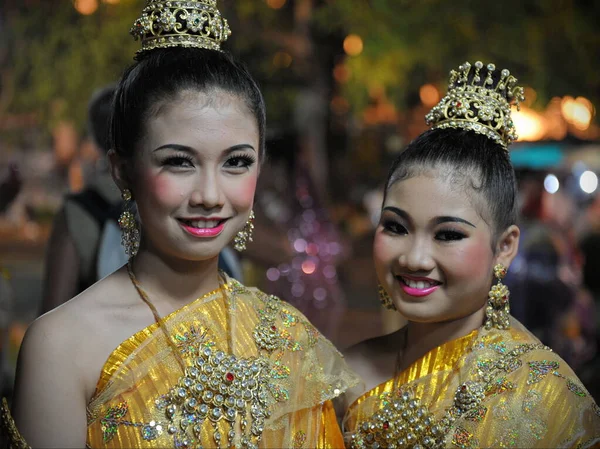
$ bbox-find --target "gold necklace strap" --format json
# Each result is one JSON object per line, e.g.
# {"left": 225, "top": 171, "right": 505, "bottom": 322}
{"left": 126, "top": 260, "right": 187, "bottom": 371}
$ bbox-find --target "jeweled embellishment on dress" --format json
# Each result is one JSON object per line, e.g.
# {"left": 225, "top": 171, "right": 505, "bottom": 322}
{"left": 350, "top": 390, "right": 443, "bottom": 449}
{"left": 155, "top": 345, "right": 275, "bottom": 448}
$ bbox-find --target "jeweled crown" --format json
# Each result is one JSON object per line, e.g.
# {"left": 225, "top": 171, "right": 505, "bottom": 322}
{"left": 130, "top": 0, "right": 231, "bottom": 58}
{"left": 425, "top": 61, "right": 525, "bottom": 149}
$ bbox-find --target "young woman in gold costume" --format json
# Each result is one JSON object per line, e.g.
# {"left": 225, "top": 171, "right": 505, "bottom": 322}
{"left": 0, "top": 1, "right": 358, "bottom": 447}
{"left": 343, "top": 62, "right": 600, "bottom": 448}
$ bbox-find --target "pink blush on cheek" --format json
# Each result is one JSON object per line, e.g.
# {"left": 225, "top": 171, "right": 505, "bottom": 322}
{"left": 142, "top": 172, "right": 184, "bottom": 206}
{"left": 450, "top": 239, "right": 492, "bottom": 279}
{"left": 230, "top": 176, "right": 258, "bottom": 208}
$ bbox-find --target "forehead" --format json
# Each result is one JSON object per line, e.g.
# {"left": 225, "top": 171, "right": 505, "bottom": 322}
{"left": 384, "top": 172, "right": 485, "bottom": 223}
{"left": 140, "top": 90, "right": 258, "bottom": 154}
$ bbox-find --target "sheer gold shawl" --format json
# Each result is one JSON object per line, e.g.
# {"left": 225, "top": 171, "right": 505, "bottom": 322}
{"left": 344, "top": 318, "right": 600, "bottom": 448}
{"left": 1, "top": 276, "right": 359, "bottom": 448}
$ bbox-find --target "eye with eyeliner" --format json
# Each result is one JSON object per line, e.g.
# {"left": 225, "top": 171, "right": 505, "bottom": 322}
{"left": 225, "top": 153, "right": 256, "bottom": 170}
{"left": 436, "top": 227, "right": 467, "bottom": 241}
{"left": 381, "top": 219, "right": 408, "bottom": 235}
{"left": 161, "top": 152, "right": 194, "bottom": 168}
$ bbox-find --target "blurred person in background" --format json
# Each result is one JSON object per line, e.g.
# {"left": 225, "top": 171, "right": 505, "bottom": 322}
{"left": 40, "top": 85, "right": 127, "bottom": 315}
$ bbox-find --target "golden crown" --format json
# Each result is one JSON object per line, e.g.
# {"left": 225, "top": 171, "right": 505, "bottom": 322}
{"left": 130, "top": 0, "right": 231, "bottom": 57}
{"left": 425, "top": 61, "right": 525, "bottom": 149}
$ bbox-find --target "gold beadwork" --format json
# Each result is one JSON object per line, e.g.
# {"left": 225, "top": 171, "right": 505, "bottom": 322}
{"left": 425, "top": 61, "right": 525, "bottom": 149}
{"left": 378, "top": 283, "right": 397, "bottom": 311}
{"left": 118, "top": 189, "right": 140, "bottom": 258}
{"left": 485, "top": 263, "right": 511, "bottom": 330}
{"left": 233, "top": 210, "right": 255, "bottom": 252}
{"left": 130, "top": 0, "right": 231, "bottom": 58}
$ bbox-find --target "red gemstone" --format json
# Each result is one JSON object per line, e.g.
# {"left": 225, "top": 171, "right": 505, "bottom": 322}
{"left": 461, "top": 385, "right": 467, "bottom": 391}
{"left": 456, "top": 102, "right": 462, "bottom": 108}
{"left": 383, "top": 421, "right": 390, "bottom": 430}
{"left": 226, "top": 372, "right": 234, "bottom": 382}
{"left": 271, "top": 325, "right": 277, "bottom": 331}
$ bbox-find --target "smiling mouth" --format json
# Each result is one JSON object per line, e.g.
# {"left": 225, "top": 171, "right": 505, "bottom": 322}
{"left": 178, "top": 218, "right": 227, "bottom": 229}
{"left": 396, "top": 276, "right": 442, "bottom": 289}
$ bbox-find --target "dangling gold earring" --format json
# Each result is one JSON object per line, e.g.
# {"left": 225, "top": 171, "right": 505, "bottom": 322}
{"left": 234, "top": 210, "right": 255, "bottom": 252}
{"left": 485, "top": 263, "right": 510, "bottom": 330}
{"left": 378, "top": 284, "right": 397, "bottom": 311}
{"left": 118, "top": 189, "right": 140, "bottom": 258}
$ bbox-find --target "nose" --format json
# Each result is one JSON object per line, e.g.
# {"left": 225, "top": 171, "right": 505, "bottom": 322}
{"left": 189, "top": 169, "right": 224, "bottom": 210}
{"left": 400, "top": 235, "right": 435, "bottom": 273}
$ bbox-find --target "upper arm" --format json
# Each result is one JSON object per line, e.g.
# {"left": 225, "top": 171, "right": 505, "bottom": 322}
{"left": 11, "top": 315, "right": 87, "bottom": 448}
{"left": 40, "top": 208, "right": 80, "bottom": 315}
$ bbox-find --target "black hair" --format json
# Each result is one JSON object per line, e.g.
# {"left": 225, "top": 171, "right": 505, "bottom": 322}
{"left": 88, "top": 84, "right": 116, "bottom": 154}
{"left": 384, "top": 127, "right": 518, "bottom": 242}
{"left": 110, "top": 47, "right": 266, "bottom": 166}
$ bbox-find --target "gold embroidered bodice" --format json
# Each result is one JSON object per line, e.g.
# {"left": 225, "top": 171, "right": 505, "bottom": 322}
{"left": 344, "top": 319, "right": 600, "bottom": 449}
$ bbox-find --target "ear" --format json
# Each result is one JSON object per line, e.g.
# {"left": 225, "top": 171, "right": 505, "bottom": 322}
{"left": 494, "top": 225, "right": 520, "bottom": 269}
{"left": 108, "top": 149, "right": 129, "bottom": 192}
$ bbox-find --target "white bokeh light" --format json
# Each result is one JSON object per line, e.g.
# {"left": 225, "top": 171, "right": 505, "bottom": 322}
{"left": 544, "top": 174, "right": 560, "bottom": 194}
{"left": 579, "top": 171, "right": 598, "bottom": 194}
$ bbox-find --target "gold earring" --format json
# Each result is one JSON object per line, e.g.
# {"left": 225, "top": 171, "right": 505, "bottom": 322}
{"left": 378, "top": 284, "right": 397, "bottom": 311}
{"left": 118, "top": 189, "right": 140, "bottom": 258}
{"left": 234, "top": 210, "right": 255, "bottom": 252}
{"left": 485, "top": 263, "right": 510, "bottom": 330}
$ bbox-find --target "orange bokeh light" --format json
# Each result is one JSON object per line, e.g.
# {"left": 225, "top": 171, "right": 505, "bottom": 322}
{"left": 343, "top": 34, "right": 363, "bottom": 56}
{"left": 266, "top": 0, "right": 286, "bottom": 9}
{"left": 73, "top": 0, "right": 98, "bottom": 15}
{"left": 419, "top": 84, "right": 440, "bottom": 107}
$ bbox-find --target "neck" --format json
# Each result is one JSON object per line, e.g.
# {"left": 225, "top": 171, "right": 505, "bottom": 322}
{"left": 400, "top": 306, "right": 485, "bottom": 371}
{"left": 130, "top": 243, "right": 222, "bottom": 310}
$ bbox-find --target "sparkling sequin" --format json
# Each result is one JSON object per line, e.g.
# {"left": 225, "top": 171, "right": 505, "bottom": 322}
{"left": 497, "top": 428, "right": 520, "bottom": 448}
{"left": 527, "top": 360, "right": 560, "bottom": 384}
{"left": 487, "top": 377, "right": 514, "bottom": 396}
{"left": 567, "top": 379, "right": 587, "bottom": 397}
{"left": 528, "top": 417, "right": 548, "bottom": 440}
{"left": 522, "top": 390, "right": 542, "bottom": 413}
{"left": 464, "top": 405, "right": 487, "bottom": 422}
{"left": 173, "top": 325, "right": 209, "bottom": 358}
{"left": 281, "top": 310, "right": 299, "bottom": 327}
{"left": 293, "top": 430, "right": 307, "bottom": 449}
{"left": 101, "top": 402, "right": 129, "bottom": 443}
{"left": 452, "top": 427, "right": 479, "bottom": 449}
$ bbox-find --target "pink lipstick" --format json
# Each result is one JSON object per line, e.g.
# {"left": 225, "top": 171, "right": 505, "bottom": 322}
{"left": 178, "top": 218, "right": 227, "bottom": 238}
{"left": 396, "top": 275, "right": 441, "bottom": 298}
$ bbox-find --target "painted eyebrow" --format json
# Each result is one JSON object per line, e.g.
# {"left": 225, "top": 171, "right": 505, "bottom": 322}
{"left": 152, "top": 143, "right": 256, "bottom": 154}
{"left": 382, "top": 207, "right": 476, "bottom": 228}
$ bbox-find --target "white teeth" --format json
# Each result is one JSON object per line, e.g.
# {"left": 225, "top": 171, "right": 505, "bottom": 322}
{"left": 185, "top": 220, "right": 220, "bottom": 229}
{"left": 402, "top": 277, "right": 436, "bottom": 289}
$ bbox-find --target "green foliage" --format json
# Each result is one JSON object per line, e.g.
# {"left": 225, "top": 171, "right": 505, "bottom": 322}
{"left": 316, "top": 0, "right": 600, "bottom": 113}
{"left": 4, "top": 0, "right": 141, "bottom": 133}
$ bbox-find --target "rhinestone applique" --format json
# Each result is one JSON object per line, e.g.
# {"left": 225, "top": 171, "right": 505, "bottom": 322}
{"left": 155, "top": 345, "right": 276, "bottom": 448}
{"left": 350, "top": 389, "right": 443, "bottom": 449}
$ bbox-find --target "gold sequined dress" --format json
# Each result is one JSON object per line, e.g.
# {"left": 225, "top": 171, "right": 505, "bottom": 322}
{"left": 344, "top": 318, "right": 600, "bottom": 448}
{"left": 1, "top": 275, "right": 359, "bottom": 448}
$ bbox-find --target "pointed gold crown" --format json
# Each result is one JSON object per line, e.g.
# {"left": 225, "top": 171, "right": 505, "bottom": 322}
{"left": 425, "top": 61, "right": 525, "bottom": 149}
{"left": 130, "top": 0, "right": 231, "bottom": 58}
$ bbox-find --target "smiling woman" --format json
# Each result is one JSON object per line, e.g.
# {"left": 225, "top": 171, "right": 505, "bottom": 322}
{"left": 0, "top": 1, "right": 359, "bottom": 448}
{"left": 342, "top": 62, "right": 600, "bottom": 448}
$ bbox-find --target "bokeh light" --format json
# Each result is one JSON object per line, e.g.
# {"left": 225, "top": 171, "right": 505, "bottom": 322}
{"left": 343, "top": 34, "right": 363, "bottom": 56}
{"left": 73, "top": 0, "right": 98, "bottom": 15}
{"left": 579, "top": 171, "right": 598, "bottom": 194}
{"left": 419, "top": 84, "right": 440, "bottom": 107}
{"left": 266, "top": 0, "right": 286, "bottom": 9}
{"left": 544, "top": 174, "right": 560, "bottom": 194}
